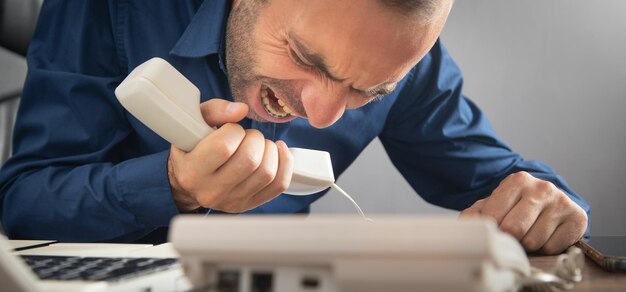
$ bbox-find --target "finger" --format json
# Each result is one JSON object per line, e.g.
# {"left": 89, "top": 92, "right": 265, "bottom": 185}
{"left": 248, "top": 140, "right": 294, "bottom": 207}
{"left": 518, "top": 208, "right": 560, "bottom": 252}
{"left": 499, "top": 195, "right": 545, "bottom": 241}
{"left": 229, "top": 139, "right": 279, "bottom": 200}
{"left": 537, "top": 205, "right": 588, "bottom": 255}
{"left": 199, "top": 99, "right": 249, "bottom": 127}
{"left": 192, "top": 123, "right": 246, "bottom": 171}
{"left": 459, "top": 198, "right": 487, "bottom": 218}
{"left": 479, "top": 174, "right": 525, "bottom": 224}
{"left": 539, "top": 221, "right": 584, "bottom": 255}
{"left": 214, "top": 129, "right": 266, "bottom": 187}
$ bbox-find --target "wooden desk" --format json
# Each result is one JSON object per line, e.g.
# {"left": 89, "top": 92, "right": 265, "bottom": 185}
{"left": 530, "top": 256, "right": 626, "bottom": 291}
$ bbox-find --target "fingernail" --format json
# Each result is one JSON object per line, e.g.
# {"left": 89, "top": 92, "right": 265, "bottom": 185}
{"left": 225, "top": 102, "right": 244, "bottom": 114}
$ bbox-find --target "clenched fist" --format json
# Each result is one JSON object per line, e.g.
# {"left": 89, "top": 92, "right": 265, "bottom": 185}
{"left": 167, "top": 99, "right": 294, "bottom": 213}
{"left": 460, "top": 171, "right": 588, "bottom": 254}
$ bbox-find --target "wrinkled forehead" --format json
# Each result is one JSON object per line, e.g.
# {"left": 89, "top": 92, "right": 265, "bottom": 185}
{"left": 269, "top": 0, "right": 447, "bottom": 85}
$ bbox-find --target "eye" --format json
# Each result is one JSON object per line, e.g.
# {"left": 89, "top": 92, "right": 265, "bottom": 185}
{"left": 363, "top": 83, "right": 398, "bottom": 98}
{"left": 357, "top": 91, "right": 385, "bottom": 103}
{"left": 363, "top": 89, "right": 384, "bottom": 97}
{"left": 289, "top": 48, "right": 314, "bottom": 70}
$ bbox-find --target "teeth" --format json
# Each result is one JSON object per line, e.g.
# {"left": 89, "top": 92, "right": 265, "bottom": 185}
{"left": 261, "top": 87, "right": 294, "bottom": 118}
{"left": 282, "top": 104, "right": 293, "bottom": 114}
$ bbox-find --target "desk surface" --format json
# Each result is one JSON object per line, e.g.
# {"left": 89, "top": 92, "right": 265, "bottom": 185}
{"left": 530, "top": 256, "right": 626, "bottom": 291}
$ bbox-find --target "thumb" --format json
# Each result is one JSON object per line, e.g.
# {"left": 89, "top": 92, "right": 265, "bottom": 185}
{"left": 200, "top": 99, "right": 249, "bottom": 127}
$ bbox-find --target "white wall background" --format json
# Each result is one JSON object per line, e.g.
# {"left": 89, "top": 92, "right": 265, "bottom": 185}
{"left": 312, "top": 0, "right": 626, "bottom": 236}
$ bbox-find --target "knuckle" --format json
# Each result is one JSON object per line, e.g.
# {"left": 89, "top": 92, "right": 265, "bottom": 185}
{"left": 221, "top": 122, "right": 245, "bottom": 133}
{"left": 509, "top": 171, "right": 523, "bottom": 182}
{"left": 234, "top": 136, "right": 266, "bottom": 174}
{"left": 245, "top": 128, "right": 264, "bottom": 139}
{"left": 264, "top": 139, "right": 279, "bottom": 158}
{"left": 556, "top": 194, "right": 580, "bottom": 212}
{"left": 239, "top": 153, "right": 263, "bottom": 174}
{"left": 278, "top": 143, "right": 294, "bottom": 164}
{"left": 237, "top": 156, "right": 256, "bottom": 173}
{"left": 250, "top": 147, "right": 265, "bottom": 166}
{"left": 534, "top": 180, "right": 554, "bottom": 194}
{"left": 523, "top": 193, "right": 543, "bottom": 208}
{"left": 521, "top": 238, "right": 542, "bottom": 252}
{"left": 509, "top": 171, "right": 533, "bottom": 184}
{"left": 521, "top": 181, "right": 557, "bottom": 205}
{"left": 221, "top": 123, "right": 247, "bottom": 141}
{"left": 574, "top": 207, "right": 588, "bottom": 223}
{"left": 526, "top": 191, "right": 548, "bottom": 206}
{"left": 271, "top": 177, "right": 290, "bottom": 194}
{"left": 555, "top": 195, "right": 573, "bottom": 210}
{"left": 256, "top": 165, "right": 277, "bottom": 184}
{"left": 568, "top": 205, "right": 589, "bottom": 228}
{"left": 212, "top": 139, "right": 238, "bottom": 158}
{"left": 521, "top": 240, "right": 541, "bottom": 252}
{"left": 500, "top": 221, "right": 525, "bottom": 240}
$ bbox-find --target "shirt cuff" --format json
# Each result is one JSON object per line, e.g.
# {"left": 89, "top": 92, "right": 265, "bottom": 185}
{"left": 116, "top": 150, "right": 180, "bottom": 228}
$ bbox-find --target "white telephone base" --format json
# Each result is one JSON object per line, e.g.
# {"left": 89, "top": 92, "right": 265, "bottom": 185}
{"left": 115, "top": 58, "right": 334, "bottom": 195}
{"left": 170, "top": 215, "right": 532, "bottom": 292}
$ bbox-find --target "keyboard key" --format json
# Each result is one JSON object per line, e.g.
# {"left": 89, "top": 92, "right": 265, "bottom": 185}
{"left": 20, "top": 255, "right": 178, "bottom": 282}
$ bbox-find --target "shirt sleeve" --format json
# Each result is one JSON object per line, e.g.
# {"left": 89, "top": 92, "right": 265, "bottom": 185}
{"left": 379, "top": 40, "right": 590, "bottom": 218}
{"left": 0, "top": 1, "right": 180, "bottom": 242}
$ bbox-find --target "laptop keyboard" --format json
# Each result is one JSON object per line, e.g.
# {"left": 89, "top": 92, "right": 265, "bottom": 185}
{"left": 20, "top": 255, "right": 178, "bottom": 282}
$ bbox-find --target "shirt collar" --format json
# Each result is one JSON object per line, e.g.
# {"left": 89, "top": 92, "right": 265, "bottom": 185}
{"left": 170, "top": 0, "right": 231, "bottom": 58}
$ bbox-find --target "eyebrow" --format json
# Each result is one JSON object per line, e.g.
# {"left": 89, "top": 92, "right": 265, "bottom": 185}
{"left": 289, "top": 34, "right": 345, "bottom": 83}
{"left": 289, "top": 33, "right": 398, "bottom": 97}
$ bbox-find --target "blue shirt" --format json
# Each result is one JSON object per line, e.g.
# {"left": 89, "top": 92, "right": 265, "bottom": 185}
{"left": 0, "top": 0, "right": 589, "bottom": 242}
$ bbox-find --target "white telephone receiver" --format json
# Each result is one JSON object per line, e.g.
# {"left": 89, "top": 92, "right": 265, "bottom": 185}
{"left": 115, "top": 58, "right": 335, "bottom": 195}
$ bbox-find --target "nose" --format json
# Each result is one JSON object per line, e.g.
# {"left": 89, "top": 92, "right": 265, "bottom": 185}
{"left": 300, "top": 81, "right": 350, "bottom": 128}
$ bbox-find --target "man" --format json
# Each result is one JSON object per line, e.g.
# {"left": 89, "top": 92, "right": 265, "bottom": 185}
{"left": 0, "top": 0, "right": 588, "bottom": 254}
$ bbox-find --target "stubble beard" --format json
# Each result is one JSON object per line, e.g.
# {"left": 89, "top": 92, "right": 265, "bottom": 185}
{"left": 225, "top": 1, "right": 264, "bottom": 121}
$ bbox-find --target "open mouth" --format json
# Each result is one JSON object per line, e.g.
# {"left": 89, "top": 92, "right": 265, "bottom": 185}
{"left": 261, "top": 85, "right": 294, "bottom": 118}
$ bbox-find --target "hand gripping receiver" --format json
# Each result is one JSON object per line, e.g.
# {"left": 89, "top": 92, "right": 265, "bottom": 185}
{"left": 115, "top": 57, "right": 334, "bottom": 195}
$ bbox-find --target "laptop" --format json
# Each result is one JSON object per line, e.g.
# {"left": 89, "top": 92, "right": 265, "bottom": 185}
{"left": 0, "top": 233, "right": 191, "bottom": 292}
